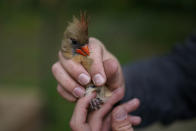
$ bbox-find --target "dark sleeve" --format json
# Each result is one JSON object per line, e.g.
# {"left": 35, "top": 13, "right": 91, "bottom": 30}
{"left": 121, "top": 33, "right": 196, "bottom": 127}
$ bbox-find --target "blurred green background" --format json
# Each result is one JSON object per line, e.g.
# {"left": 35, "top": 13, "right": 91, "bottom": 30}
{"left": 0, "top": 0, "right": 196, "bottom": 131}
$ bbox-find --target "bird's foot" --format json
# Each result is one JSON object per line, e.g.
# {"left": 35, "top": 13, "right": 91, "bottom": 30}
{"left": 89, "top": 97, "right": 104, "bottom": 111}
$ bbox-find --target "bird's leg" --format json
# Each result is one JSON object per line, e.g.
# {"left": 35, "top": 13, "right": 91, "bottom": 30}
{"left": 89, "top": 97, "right": 103, "bottom": 111}
{"left": 85, "top": 84, "right": 104, "bottom": 111}
{"left": 86, "top": 84, "right": 112, "bottom": 111}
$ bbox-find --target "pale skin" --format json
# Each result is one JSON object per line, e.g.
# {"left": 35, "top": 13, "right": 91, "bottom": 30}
{"left": 52, "top": 37, "right": 141, "bottom": 130}
{"left": 70, "top": 90, "right": 140, "bottom": 131}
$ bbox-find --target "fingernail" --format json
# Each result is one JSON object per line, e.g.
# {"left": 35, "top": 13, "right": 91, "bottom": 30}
{"left": 78, "top": 73, "right": 90, "bottom": 85}
{"left": 73, "top": 87, "right": 85, "bottom": 98}
{"left": 128, "top": 98, "right": 139, "bottom": 105}
{"left": 130, "top": 117, "right": 142, "bottom": 123}
{"left": 93, "top": 74, "right": 104, "bottom": 85}
{"left": 114, "top": 107, "right": 127, "bottom": 121}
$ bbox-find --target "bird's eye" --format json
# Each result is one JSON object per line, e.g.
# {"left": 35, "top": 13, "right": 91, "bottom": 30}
{"left": 70, "top": 38, "right": 77, "bottom": 45}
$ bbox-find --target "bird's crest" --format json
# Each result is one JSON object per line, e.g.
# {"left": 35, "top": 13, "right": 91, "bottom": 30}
{"left": 80, "top": 11, "right": 88, "bottom": 35}
{"left": 64, "top": 12, "right": 89, "bottom": 44}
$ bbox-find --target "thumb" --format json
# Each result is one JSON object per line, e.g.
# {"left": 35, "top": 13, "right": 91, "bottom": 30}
{"left": 103, "top": 58, "right": 124, "bottom": 90}
{"left": 111, "top": 107, "right": 133, "bottom": 131}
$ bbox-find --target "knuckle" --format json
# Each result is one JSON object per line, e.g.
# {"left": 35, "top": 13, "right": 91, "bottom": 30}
{"left": 69, "top": 120, "right": 75, "bottom": 129}
{"left": 112, "top": 122, "right": 132, "bottom": 131}
{"left": 89, "top": 37, "right": 104, "bottom": 47}
{"left": 104, "top": 101, "right": 113, "bottom": 111}
{"left": 112, "top": 106, "right": 121, "bottom": 114}
{"left": 58, "top": 51, "right": 62, "bottom": 58}
{"left": 105, "top": 58, "right": 118, "bottom": 71}
{"left": 91, "top": 58, "right": 103, "bottom": 69}
{"left": 110, "top": 58, "right": 118, "bottom": 68}
{"left": 91, "top": 62, "right": 100, "bottom": 70}
{"left": 51, "top": 63, "right": 59, "bottom": 74}
{"left": 56, "top": 85, "right": 63, "bottom": 94}
{"left": 113, "top": 89, "right": 124, "bottom": 101}
{"left": 77, "top": 98, "right": 85, "bottom": 105}
{"left": 69, "top": 63, "right": 80, "bottom": 74}
{"left": 65, "top": 61, "right": 85, "bottom": 78}
{"left": 69, "top": 98, "right": 77, "bottom": 102}
{"left": 57, "top": 86, "right": 77, "bottom": 102}
{"left": 63, "top": 80, "right": 76, "bottom": 92}
{"left": 89, "top": 37, "right": 97, "bottom": 42}
{"left": 77, "top": 96, "right": 88, "bottom": 107}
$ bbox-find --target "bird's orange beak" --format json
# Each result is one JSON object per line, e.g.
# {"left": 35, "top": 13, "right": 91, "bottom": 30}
{"left": 76, "top": 45, "right": 90, "bottom": 56}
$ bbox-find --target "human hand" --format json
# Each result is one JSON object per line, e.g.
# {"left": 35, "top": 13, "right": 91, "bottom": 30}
{"left": 52, "top": 37, "right": 124, "bottom": 102}
{"left": 70, "top": 88, "right": 141, "bottom": 131}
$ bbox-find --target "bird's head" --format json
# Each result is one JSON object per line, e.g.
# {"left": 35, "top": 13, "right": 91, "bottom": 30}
{"left": 61, "top": 12, "right": 89, "bottom": 58}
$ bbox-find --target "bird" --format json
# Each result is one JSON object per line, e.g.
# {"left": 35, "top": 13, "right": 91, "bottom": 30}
{"left": 60, "top": 12, "right": 112, "bottom": 110}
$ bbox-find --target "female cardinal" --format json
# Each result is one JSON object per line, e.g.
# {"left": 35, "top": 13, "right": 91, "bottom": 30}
{"left": 61, "top": 13, "right": 112, "bottom": 110}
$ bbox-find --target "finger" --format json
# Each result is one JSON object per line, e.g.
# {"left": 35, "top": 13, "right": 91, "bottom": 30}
{"left": 112, "top": 107, "right": 133, "bottom": 131}
{"left": 121, "top": 98, "right": 140, "bottom": 113}
{"left": 87, "top": 88, "right": 124, "bottom": 129}
{"left": 99, "top": 87, "right": 124, "bottom": 116}
{"left": 111, "top": 98, "right": 141, "bottom": 127}
{"left": 59, "top": 51, "right": 91, "bottom": 85}
{"left": 52, "top": 62, "right": 85, "bottom": 98}
{"left": 129, "top": 115, "right": 142, "bottom": 126}
{"left": 90, "top": 87, "right": 124, "bottom": 121}
{"left": 88, "top": 37, "right": 106, "bottom": 86}
{"left": 102, "top": 115, "right": 141, "bottom": 130}
{"left": 56, "top": 84, "right": 76, "bottom": 102}
{"left": 71, "top": 93, "right": 96, "bottom": 125}
{"left": 103, "top": 58, "right": 124, "bottom": 90}
{"left": 102, "top": 114, "right": 112, "bottom": 131}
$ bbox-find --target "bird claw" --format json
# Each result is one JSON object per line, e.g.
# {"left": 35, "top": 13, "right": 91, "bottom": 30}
{"left": 89, "top": 97, "right": 104, "bottom": 111}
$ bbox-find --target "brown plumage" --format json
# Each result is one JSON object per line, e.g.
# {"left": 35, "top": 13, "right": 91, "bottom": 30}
{"left": 61, "top": 13, "right": 112, "bottom": 110}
